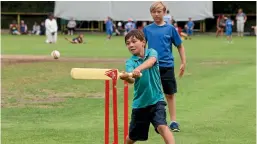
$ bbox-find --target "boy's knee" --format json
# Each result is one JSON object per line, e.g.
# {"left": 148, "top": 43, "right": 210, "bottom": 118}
{"left": 157, "top": 125, "right": 170, "bottom": 134}
{"left": 126, "top": 136, "right": 135, "bottom": 144}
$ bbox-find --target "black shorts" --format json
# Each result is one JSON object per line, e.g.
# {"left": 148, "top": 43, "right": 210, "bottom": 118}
{"left": 67, "top": 28, "right": 75, "bottom": 31}
{"left": 159, "top": 67, "right": 177, "bottom": 95}
{"left": 129, "top": 101, "right": 167, "bottom": 141}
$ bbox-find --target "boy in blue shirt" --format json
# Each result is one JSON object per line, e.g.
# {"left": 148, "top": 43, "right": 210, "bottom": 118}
{"left": 186, "top": 17, "right": 194, "bottom": 39}
{"left": 143, "top": 1, "right": 186, "bottom": 132}
{"left": 225, "top": 15, "right": 234, "bottom": 43}
{"left": 120, "top": 29, "right": 175, "bottom": 144}
{"left": 104, "top": 16, "right": 113, "bottom": 40}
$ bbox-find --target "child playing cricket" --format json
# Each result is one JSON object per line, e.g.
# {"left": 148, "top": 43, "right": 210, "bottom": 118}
{"left": 119, "top": 29, "right": 175, "bottom": 144}
{"left": 143, "top": 1, "right": 186, "bottom": 132}
{"left": 65, "top": 33, "right": 84, "bottom": 44}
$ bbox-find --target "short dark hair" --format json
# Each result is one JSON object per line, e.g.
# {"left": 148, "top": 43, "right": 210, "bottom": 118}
{"left": 167, "top": 10, "right": 170, "bottom": 14}
{"left": 48, "top": 12, "right": 54, "bottom": 18}
{"left": 124, "top": 29, "right": 145, "bottom": 44}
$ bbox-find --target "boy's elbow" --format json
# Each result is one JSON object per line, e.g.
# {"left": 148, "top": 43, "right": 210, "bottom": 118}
{"left": 177, "top": 44, "right": 183, "bottom": 49}
{"left": 151, "top": 59, "right": 157, "bottom": 66}
{"left": 149, "top": 57, "right": 157, "bottom": 67}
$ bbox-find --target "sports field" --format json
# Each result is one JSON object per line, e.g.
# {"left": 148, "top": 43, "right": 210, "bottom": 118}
{"left": 1, "top": 34, "right": 256, "bottom": 144}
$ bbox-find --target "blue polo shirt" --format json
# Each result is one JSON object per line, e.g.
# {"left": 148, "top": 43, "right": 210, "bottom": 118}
{"left": 125, "top": 48, "right": 164, "bottom": 108}
{"left": 143, "top": 23, "right": 182, "bottom": 68}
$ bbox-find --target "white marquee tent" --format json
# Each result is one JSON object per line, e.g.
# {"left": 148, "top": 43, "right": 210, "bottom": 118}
{"left": 54, "top": 1, "right": 214, "bottom": 21}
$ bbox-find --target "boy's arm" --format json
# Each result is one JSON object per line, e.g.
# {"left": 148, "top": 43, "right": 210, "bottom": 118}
{"left": 171, "top": 27, "right": 186, "bottom": 78}
{"left": 134, "top": 57, "right": 156, "bottom": 72}
{"left": 121, "top": 56, "right": 156, "bottom": 82}
{"left": 120, "top": 72, "right": 135, "bottom": 84}
{"left": 120, "top": 60, "right": 136, "bottom": 84}
{"left": 177, "top": 44, "right": 186, "bottom": 78}
{"left": 133, "top": 50, "right": 157, "bottom": 78}
{"left": 192, "top": 22, "right": 195, "bottom": 30}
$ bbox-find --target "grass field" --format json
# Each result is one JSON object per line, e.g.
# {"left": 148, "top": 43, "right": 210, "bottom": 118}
{"left": 1, "top": 34, "right": 256, "bottom": 144}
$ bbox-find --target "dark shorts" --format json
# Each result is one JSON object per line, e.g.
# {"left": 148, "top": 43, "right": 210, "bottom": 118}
{"left": 67, "top": 28, "right": 75, "bottom": 31}
{"left": 226, "top": 30, "right": 232, "bottom": 36}
{"left": 187, "top": 29, "right": 193, "bottom": 35}
{"left": 129, "top": 101, "right": 167, "bottom": 141}
{"left": 159, "top": 67, "right": 177, "bottom": 95}
{"left": 106, "top": 29, "right": 113, "bottom": 35}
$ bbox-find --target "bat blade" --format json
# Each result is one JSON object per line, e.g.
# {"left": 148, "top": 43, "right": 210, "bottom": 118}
{"left": 71, "top": 68, "right": 117, "bottom": 80}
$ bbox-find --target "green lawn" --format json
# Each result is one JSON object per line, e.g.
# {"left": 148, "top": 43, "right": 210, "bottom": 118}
{"left": 1, "top": 34, "right": 256, "bottom": 144}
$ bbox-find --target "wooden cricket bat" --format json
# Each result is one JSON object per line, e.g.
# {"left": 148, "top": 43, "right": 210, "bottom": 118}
{"left": 70, "top": 68, "right": 142, "bottom": 80}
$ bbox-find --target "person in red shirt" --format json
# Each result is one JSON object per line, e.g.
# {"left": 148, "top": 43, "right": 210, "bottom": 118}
{"left": 174, "top": 23, "right": 188, "bottom": 40}
{"left": 216, "top": 14, "right": 225, "bottom": 37}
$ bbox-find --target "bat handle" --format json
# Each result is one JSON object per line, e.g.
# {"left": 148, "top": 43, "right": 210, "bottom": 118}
{"left": 127, "top": 73, "right": 142, "bottom": 77}
{"left": 118, "top": 72, "right": 143, "bottom": 79}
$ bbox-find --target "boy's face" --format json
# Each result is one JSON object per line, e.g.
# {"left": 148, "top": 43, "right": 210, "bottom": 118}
{"left": 79, "top": 34, "right": 84, "bottom": 38}
{"left": 150, "top": 8, "right": 165, "bottom": 23}
{"left": 125, "top": 36, "right": 145, "bottom": 55}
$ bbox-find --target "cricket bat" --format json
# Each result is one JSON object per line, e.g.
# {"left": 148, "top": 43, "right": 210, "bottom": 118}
{"left": 70, "top": 68, "right": 142, "bottom": 80}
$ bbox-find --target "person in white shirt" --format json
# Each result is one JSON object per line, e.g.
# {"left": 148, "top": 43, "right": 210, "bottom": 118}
{"left": 32, "top": 22, "right": 40, "bottom": 35}
{"left": 67, "top": 18, "right": 76, "bottom": 35}
{"left": 45, "top": 13, "right": 58, "bottom": 43}
{"left": 236, "top": 8, "right": 247, "bottom": 37}
{"left": 124, "top": 18, "right": 135, "bottom": 36}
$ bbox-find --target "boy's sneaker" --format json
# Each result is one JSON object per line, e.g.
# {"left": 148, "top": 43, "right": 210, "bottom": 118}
{"left": 169, "top": 122, "right": 180, "bottom": 132}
